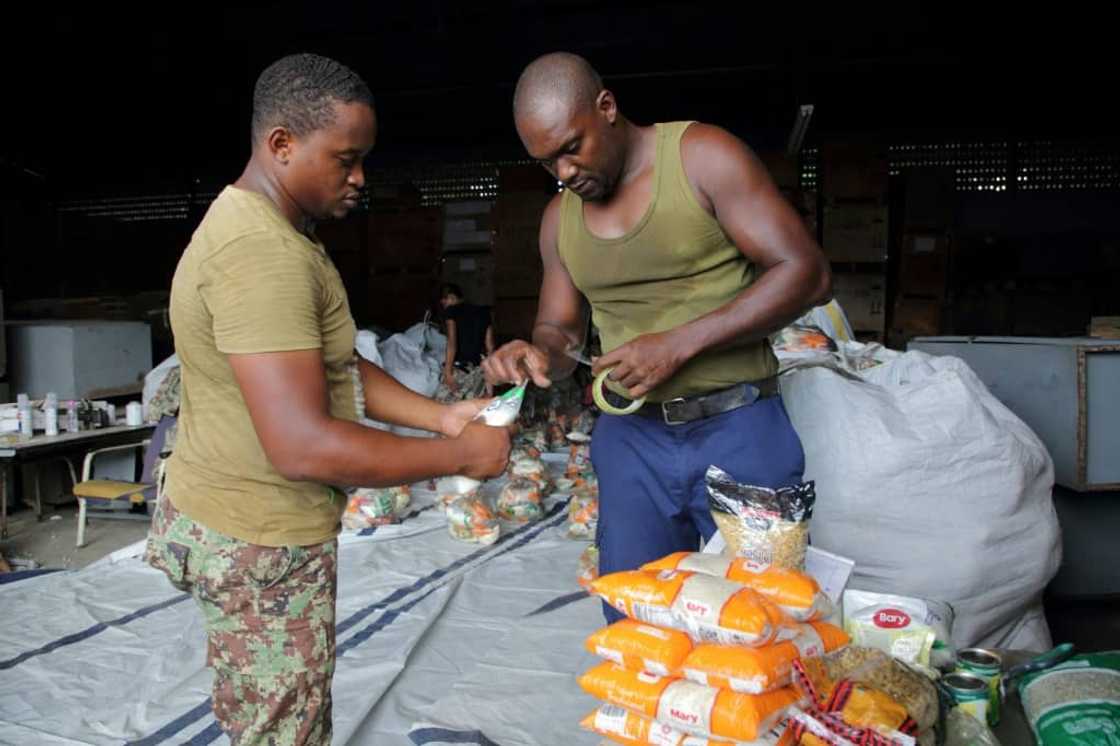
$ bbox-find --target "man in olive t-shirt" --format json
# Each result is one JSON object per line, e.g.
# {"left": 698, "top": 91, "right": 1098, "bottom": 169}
{"left": 145, "top": 54, "right": 510, "bottom": 745}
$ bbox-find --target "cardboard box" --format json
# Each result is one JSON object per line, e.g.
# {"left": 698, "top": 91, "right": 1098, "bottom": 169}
{"left": 369, "top": 208, "right": 442, "bottom": 271}
{"left": 898, "top": 232, "right": 950, "bottom": 298}
{"left": 822, "top": 204, "right": 888, "bottom": 263}
{"left": 492, "top": 297, "right": 540, "bottom": 342}
{"left": 831, "top": 273, "right": 886, "bottom": 334}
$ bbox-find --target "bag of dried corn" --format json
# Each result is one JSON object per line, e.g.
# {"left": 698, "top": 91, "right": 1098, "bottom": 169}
{"left": 706, "top": 466, "right": 815, "bottom": 572}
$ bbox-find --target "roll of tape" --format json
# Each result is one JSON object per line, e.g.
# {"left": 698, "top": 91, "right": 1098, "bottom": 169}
{"left": 592, "top": 368, "right": 645, "bottom": 416}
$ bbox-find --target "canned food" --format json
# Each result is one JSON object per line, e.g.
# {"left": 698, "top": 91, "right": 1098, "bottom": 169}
{"left": 956, "top": 647, "right": 1002, "bottom": 726}
{"left": 944, "top": 671, "right": 990, "bottom": 726}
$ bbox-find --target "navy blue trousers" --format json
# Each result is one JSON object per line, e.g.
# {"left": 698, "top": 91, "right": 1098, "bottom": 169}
{"left": 590, "top": 395, "right": 806, "bottom": 623}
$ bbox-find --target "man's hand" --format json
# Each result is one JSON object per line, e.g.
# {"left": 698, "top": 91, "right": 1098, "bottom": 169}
{"left": 438, "top": 398, "right": 487, "bottom": 438}
{"left": 455, "top": 421, "right": 512, "bottom": 480}
{"left": 482, "top": 340, "right": 552, "bottom": 388}
{"left": 592, "top": 330, "right": 690, "bottom": 400}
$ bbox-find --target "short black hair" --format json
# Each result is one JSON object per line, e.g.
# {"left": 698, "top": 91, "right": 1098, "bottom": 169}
{"left": 513, "top": 52, "right": 603, "bottom": 123}
{"left": 252, "top": 53, "right": 374, "bottom": 142}
{"left": 440, "top": 282, "right": 464, "bottom": 299}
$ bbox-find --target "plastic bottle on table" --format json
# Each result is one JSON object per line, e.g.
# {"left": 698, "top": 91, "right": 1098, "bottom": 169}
{"left": 44, "top": 393, "right": 59, "bottom": 436}
{"left": 67, "top": 401, "right": 81, "bottom": 433}
{"left": 17, "top": 393, "right": 34, "bottom": 436}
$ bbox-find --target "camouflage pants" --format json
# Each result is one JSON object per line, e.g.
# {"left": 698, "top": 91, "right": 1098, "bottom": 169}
{"left": 144, "top": 493, "right": 337, "bottom": 746}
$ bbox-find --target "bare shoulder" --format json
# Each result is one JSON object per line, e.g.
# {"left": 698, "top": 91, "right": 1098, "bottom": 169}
{"left": 680, "top": 122, "right": 768, "bottom": 201}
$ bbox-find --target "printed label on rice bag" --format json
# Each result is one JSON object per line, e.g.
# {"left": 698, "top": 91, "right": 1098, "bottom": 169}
{"left": 681, "top": 668, "right": 710, "bottom": 687}
{"left": 678, "top": 554, "right": 734, "bottom": 577}
{"left": 637, "top": 624, "right": 672, "bottom": 641}
{"left": 593, "top": 704, "right": 630, "bottom": 736}
{"left": 595, "top": 645, "right": 624, "bottom": 666}
{"left": 657, "top": 680, "right": 718, "bottom": 737}
{"left": 631, "top": 602, "right": 678, "bottom": 629}
{"left": 649, "top": 721, "right": 685, "bottom": 746}
{"left": 673, "top": 575, "right": 738, "bottom": 628}
{"left": 644, "top": 659, "right": 672, "bottom": 677}
{"left": 729, "top": 675, "right": 768, "bottom": 694}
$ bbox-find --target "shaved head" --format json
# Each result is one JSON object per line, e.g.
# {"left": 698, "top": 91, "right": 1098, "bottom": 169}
{"left": 513, "top": 52, "right": 603, "bottom": 125}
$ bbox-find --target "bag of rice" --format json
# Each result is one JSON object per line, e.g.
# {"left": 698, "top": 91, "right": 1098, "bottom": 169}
{"left": 1018, "top": 651, "right": 1120, "bottom": 746}
{"left": 706, "top": 466, "right": 815, "bottom": 571}
{"left": 578, "top": 662, "right": 802, "bottom": 743}
{"left": 644, "top": 552, "right": 833, "bottom": 622}
{"left": 586, "top": 619, "right": 695, "bottom": 677}
{"left": 445, "top": 495, "right": 500, "bottom": 545}
{"left": 496, "top": 477, "right": 544, "bottom": 523}
{"left": 579, "top": 704, "right": 784, "bottom": 746}
{"left": 589, "top": 569, "right": 798, "bottom": 647}
{"left": 567, "top": 492, "right": 598, "bottom": 540}
{"left": 682, "top": 621, "right": 849, "bottom": 695}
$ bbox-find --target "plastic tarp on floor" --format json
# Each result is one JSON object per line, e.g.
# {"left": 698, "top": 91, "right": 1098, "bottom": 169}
{"left": 0, "top": 458, "right": 606, "bottom": 746}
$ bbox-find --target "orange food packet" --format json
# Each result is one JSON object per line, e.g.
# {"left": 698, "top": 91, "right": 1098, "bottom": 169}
{"left": 579, "top": 703, "right": 790, "bottom": 745}
{"left": 589, "top": 569, "right": 799, "bottom": 646}
{"left": 681, "top": 622, "right": 849, "bottom": 694}
{"left": 643, "top": 552, "right": 833, "bottom": 622}
{"left": 578, "top": 661, "right": 803, "bottom": 743}
{"left": 586, "top": 619, "right": 694, "bottom": 676}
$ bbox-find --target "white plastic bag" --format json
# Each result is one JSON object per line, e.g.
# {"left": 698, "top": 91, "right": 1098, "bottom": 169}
{"left": 781, "top": 350, "right": 1061, "bottom": 650}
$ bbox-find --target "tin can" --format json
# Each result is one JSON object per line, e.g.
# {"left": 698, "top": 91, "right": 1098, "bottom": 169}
{"left": 956, "top": 647, "right": 1002, "bottom": 726}
{"left": 944, "top": 672, "right": 991, "bottom": 726}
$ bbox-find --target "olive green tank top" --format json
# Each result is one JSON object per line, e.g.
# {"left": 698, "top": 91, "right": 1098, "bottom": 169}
{"left": 558, "top": 121, "right": 778, "bottom": 402}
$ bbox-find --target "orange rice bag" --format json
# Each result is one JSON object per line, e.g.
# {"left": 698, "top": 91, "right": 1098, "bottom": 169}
{"left": 681, "top": 621, "right": 849, "bottom": 694}
{"left": 589, "top": 569, "right": 798, "bottom": 646}
{"left": 643, "top": 552, "right": 833, "bottom": 622}
{"left": 579, "top": 703, "right": 790, "bottom": 745}
{"left": 578, "top": 661, "right": 803, "bottom": 743}
{"left": 586, "top": 619, "right": 695, "bottom": 676}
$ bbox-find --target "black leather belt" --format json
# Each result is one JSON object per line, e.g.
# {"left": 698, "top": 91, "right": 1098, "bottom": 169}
{"left": 628, "top": 378, "right": 779, "bottom": 425}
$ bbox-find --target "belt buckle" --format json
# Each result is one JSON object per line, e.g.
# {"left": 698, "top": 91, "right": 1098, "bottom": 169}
{"left": 661, "top": 397, "right": 689, "bottom": 426}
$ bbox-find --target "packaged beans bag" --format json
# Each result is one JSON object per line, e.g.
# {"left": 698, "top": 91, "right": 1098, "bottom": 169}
{"left": 341, "top": 488, "right": 401, "bottom": 530}
{"left": 579, "top": 704, "right": 786, "bottom": 746}
{"left": 586, "top": 619, "right": 695, "bottom": 677}
{"left": 577, "top": 544, "right": 600, "bottom": 589}
{"left": 682, "top": 621, "right": 850, "bottom": 695}
{"left": 589, "top": 569, "right": 798, "bottom": 647}
{"left": 644, "top": 552, "right": 833, "bottom": 622}
{"left": 706, "top": 466, "right": 815, "bottom": 571}
{"left": 579, "top": 662, "right": 802, "bottom": 743}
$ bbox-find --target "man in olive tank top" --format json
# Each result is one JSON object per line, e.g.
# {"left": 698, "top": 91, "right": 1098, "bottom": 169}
{"left": 484, "top": 53, "right": 832, "bottom": 622}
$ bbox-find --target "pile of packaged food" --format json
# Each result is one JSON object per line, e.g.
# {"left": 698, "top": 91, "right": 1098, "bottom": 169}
{"left": 341, "top": 485, "right": 412, "bottom": 530}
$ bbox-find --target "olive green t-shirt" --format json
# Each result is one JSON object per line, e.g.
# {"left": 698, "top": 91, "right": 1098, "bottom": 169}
{"left": 557, "top": 121, "right": 778, "bottom": 402}
{"left": 165, "top": 186, "right": 358, "bottom": 547}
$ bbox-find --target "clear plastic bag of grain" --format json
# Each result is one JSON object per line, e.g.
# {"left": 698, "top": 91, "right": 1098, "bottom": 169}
{"left": 705, "top": 465, "right": 815, "bottom": 571}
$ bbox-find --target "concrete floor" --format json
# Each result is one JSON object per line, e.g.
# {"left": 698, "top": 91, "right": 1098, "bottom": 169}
{"left": 1, "top": 501, "right": 150, "bottom": 570}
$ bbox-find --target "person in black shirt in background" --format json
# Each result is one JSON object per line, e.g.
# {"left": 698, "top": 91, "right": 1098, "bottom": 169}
{"left": 438, "top": 283, "right": 495, "bottom": 399}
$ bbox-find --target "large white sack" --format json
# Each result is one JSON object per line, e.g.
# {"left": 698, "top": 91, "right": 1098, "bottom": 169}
{"left": 142, "top": 353, "right": 179, "bottom": 410}
{"left": 781, "top": 349, "right": 1061, "bottom": 651}
{"left": 378, "top": 332, "right": 441, "bottom": 399}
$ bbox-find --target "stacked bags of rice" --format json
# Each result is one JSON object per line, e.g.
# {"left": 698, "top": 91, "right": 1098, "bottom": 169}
{"left": 578, "top": 551, "right": 848, "bottom": 745}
